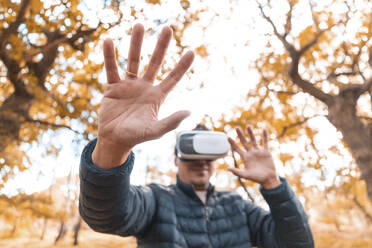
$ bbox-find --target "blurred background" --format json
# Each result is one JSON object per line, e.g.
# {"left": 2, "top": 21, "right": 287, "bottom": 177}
{"left": 0, "top": 0, "right": 371, "bottom": 247}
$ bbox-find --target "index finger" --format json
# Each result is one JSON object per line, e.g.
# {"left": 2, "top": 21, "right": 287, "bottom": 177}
{"left": 103, "top": 39, "right": 121, "bottom": 84}
{"left": 228, "top": 137, "right": 245, "bottom": 157}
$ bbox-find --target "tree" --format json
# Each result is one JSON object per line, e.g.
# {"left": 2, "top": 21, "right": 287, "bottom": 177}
{"left": 0, "top": 0, "right": 211, "bottom": 189}
{"left": 0, "top": 0, "right": 122, "bottom": 186}
{"left": 214, "top": 0, "right": 371, "bottom": 199}
{"left": 0, "top": 191, "right": 59, "bottom": 237}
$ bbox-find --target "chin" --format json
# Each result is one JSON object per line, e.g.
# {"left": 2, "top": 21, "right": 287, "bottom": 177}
{"left": 191, "top": 178, "right": 209, "bottom": 189}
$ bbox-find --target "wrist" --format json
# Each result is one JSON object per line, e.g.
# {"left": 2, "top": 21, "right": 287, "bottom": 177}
{"left": 261, "top": 176, "right": 281, "bottom": 189}
{"left": 92, "top": 138, "right": 132, "bottom": 170}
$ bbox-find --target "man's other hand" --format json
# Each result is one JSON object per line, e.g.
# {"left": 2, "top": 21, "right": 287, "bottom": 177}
{"left": 228, "top": 126, "right": 281, "bottom": 189}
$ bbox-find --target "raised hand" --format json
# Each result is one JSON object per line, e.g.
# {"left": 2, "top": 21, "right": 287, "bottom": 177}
{"left": 228, "top": 126, "right": 281, "bottom": 189}
{"left": 92, "top": 24, "right": 194, "bottom": 169}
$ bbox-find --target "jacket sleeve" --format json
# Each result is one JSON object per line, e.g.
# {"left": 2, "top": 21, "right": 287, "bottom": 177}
{"left": 245, "top": 177, "right": 314, "bottom": 248}
{"left": 79, "top": 139, "right": 156, "bottom": 236}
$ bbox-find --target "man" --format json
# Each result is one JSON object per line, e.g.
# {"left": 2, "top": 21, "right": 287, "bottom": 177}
{"left": 79, "top": 23, "right": 314, "bottom": 247}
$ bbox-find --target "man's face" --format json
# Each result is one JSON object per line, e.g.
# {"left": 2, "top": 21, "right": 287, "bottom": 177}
{"left": 176, "top": 158, "right": 215, "bottom": 190}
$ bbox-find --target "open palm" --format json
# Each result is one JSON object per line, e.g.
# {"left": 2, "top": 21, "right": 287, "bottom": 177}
{"left": 93, "top": 24, "right": 194, "bottom": 168}
{"left": 228, "top": 126, "right": 280, "bottom": 188}
{"left": 99, "top": 24, "right": 194, "bottom": 147}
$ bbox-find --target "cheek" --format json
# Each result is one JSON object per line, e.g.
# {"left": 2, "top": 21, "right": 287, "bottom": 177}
{"left": 178, "top": 164, "right": 191, "bottom": 175}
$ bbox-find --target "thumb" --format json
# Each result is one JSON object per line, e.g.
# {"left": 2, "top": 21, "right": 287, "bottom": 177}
{"left": 152, "top": 110, "right": 190, "bottom": 138}
{"left": 228, "top": 167, "right": 249, "bottom": 179}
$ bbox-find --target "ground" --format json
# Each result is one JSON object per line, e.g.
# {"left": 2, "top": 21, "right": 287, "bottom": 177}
{"left": 1, "top": 226, "right": 372, "bottom": 247}
{"left": 0, "top": 229, "right": 136, "bottom": 248}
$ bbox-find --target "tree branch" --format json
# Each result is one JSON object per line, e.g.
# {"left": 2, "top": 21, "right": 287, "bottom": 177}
{"left": 298, "top": 30, "right": 324, "bottom": 56}
{"left": 337, "top": 76, "right": 372, "bottom": 99}
{"left": 327, "top": 71, "right": 358, "bottom": 80}
{"left": 267, "top": 88, "right": 297, "bottom": 95}
{"left": 359, "top": 77, "right": 372, "bottom": 96}
{"left": 351, "top": 44, "right": 363, "bottom": 71}
{"left": 25, "top": 118, "right": 84, "bottom": 135}
{"left": 288, "top": 52, "right": 334, "bottom": 105}
{"left": 0, "top": 0, "right": 32, "bottom": 96}
{"left": 0, "top": 0, "right": 31, "bottom": 46}
{"left": 25, "top": 37, "right": 67, "bottom": 60}
{"left": 26, "top": 24, "right": 102, "bottom": 96}
{"left": 328, "top": 40, "right": 367, "bottom": 82}
{"left": 66, "top": 26, "right": 98, "bottom": 51}
{"left": 257, "top": 1, "right": 334, "bottom": 106}
{"left": 352, "top": 197, "right": 372, "bottom": 224}
{"left": 232, "top": 151, "right": 255, "bottom": 202}
{"left": 283, "top": 1, "right": 294, "bottom": 38}
{"left": 358, "top": 116, "right": 372, "bottom": 121}
{"left": 257, "top": 1, "right": 296, "bottom": 55}
{"left": 0, "top": 53, "right": 31, "bottom": 97}
{"left": 326, "top": 42, "right": 349, "bottom": 81}
{"left": 277, "top": 114, "right": 323, "bottom": 139}
{"left": 308, "top": 0, "right": 319, "bottom": 31}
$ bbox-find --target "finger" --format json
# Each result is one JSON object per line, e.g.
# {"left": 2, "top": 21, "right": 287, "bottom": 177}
{"left": 151, "top": 110, "right": 191, "bottom": 139}
{"left": 227, "top": 167, "right": 248, "bottom": 179}
{"left": 236, "top": 127, "right": 250, "bottom": 151}
{"left": 228, "top": 137, "right": 245, "bottom": 156}
{"left": 126, "top": 23, "right": 145, "bottom": 79}
{"left": 158, "top": 51, "right": 194, "bottom": 94}
{"left": 143, "top": 27, "right": 172, "bottom": 82}
{"left": 247, "top": 126, "right": 258, "bottom": 148}
{"left": 103, "top": 39, "right": 121, "bottom": 84}
{"left": 263, "top": 129, "right": 269, "bottom": 150}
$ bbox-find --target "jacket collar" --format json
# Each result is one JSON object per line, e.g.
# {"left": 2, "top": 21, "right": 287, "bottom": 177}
{"left": 176, "top": 174, "right": 215, "bottom": 202}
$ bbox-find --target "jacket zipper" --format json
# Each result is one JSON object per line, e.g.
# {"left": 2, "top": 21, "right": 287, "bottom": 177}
{"left": 205, "top": 205, "right": 214, "bottom": 247}
{"left": 205, "top": 206, "right": 209, "bottom": 221}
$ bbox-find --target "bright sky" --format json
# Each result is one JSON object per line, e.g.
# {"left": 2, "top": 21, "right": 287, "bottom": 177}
{"left": 1, "top": 0, "right": 363, "bottom": 196}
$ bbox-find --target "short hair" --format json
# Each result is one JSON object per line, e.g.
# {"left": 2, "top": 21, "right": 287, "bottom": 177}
{"left": 192, "top": 124, "right": 210, "bottom": 131}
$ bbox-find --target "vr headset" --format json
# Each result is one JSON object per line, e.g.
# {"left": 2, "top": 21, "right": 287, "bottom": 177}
{"left": 175, "top": 131, "right": 230, "bottom": 161}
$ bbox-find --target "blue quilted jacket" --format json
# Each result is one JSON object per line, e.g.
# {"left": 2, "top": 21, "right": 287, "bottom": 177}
{"left": 79, "top": 139, "right": 314, "bottom": 247}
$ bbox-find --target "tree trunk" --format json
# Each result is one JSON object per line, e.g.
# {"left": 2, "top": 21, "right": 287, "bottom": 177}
{"left": 55, "top": 165, "right": 73, "bottom": 244}
{"left": 73, "top": 217, "right": 82, "bottom": 246}
{"left": 0, "top": 92, "right": 34, "bottom": 153}
{"left": 54, "top": 221, "right": 67, "bottom": 244}
{"left": 324, "top": 193, "right": 341, "bottom": 231}
{"left": 352, "top": 197, "right": 372, "bottom": 225}
{"left": 40, "top": 218, "right": 48, "bottom": 240}
{"left": 10, "top": 217, "right": 19, "bottom": 237}
{"left": 258, "top": 1, "right": 372, "bottom": 202}
{"left": 327, "top": 93, "right": 372, "bottom": 201}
